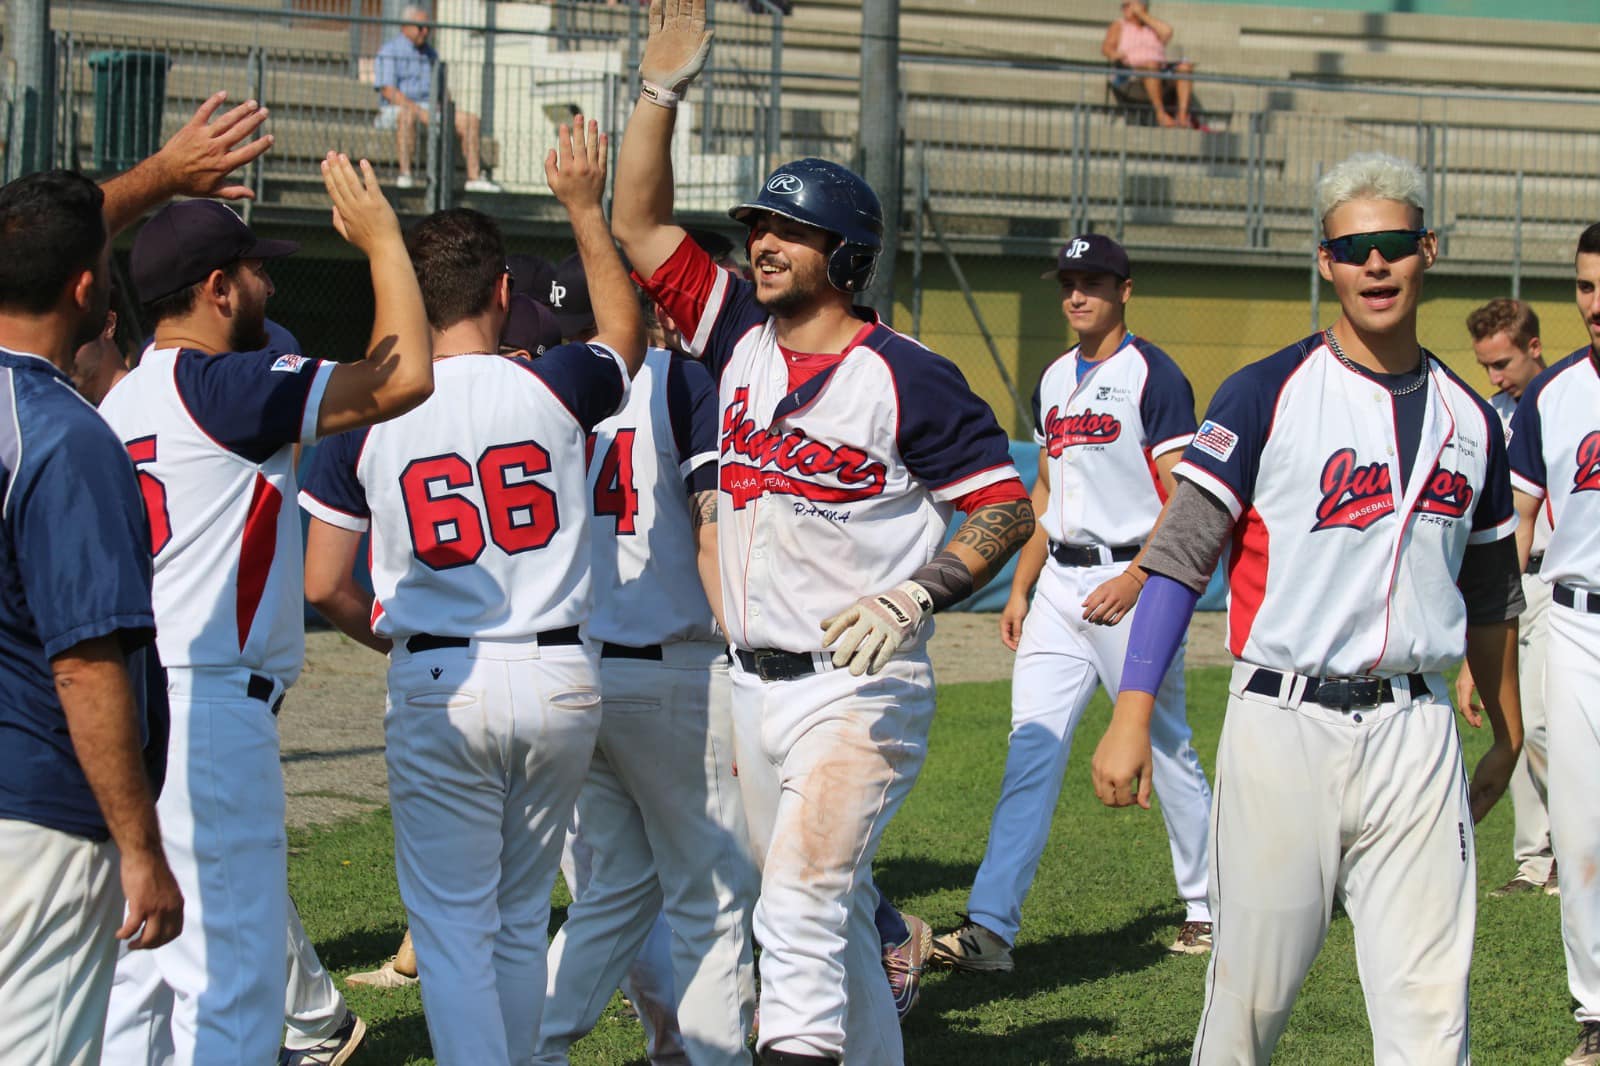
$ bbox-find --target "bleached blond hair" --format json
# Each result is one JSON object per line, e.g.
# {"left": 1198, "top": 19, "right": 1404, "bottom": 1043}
{"left": 1315, "top": 153, "right": 1426, "bottom": 232}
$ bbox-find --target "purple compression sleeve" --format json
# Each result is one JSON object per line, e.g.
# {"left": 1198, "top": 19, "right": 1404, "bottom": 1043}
{"left": 1120, "top": 573, "right": 1200, "bottom": 696}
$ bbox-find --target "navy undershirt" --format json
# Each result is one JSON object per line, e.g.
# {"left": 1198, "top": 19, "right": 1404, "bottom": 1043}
{"left": 1347, "top": 361, "right": 1428, "bottom": 492}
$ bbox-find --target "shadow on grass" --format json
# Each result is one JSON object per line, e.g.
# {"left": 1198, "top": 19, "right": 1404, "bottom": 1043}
{"left": 874, "top": 855, "right": 983, "bottom": 900}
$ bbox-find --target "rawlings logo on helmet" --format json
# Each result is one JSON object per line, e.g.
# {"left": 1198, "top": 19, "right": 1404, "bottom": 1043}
{"left": 766, "top": 173, "right": 804, "bottom": 196}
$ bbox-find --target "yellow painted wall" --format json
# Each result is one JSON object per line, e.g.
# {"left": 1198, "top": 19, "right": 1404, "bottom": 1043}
{"left": 892, "top": 256, "right": 1590, "bottom": 439}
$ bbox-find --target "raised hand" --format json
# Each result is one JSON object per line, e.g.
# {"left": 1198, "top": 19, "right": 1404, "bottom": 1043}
{"left": 321, "top": 153, "right": 401, "bottom": 254}
{"left": 641, "top": 0, "right": 713, "bottom": 91}
{"left": 544, "top": 117, "right": 608, "bottom": 211}
{"left": 154, "top": 92, "right": 273, "bottom": 202}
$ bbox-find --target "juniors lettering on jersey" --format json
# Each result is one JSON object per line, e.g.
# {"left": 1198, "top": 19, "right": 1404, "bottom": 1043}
{"left": 1030, "top": 334, "right": 1196, "bottom": 549}
{"left": 100, "top": 345, "right": 334, "bottom": 684}
{"left": 1508, "top": 348, "right": 1600, "bottom": 594}
{"left": 299, "top": 343, "right": 626, "bottom": 641}
{"left": 1174, "top": 332, "right": 1515, "bottom": 677}
{"left": 638, "top": 237, "right": 1020, "bottom": 653}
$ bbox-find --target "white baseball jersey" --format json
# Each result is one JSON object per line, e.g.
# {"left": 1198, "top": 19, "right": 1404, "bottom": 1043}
{"left": 1174, "top": 332, "right": 1517, "bottom": 677}
{"left": 585, "top": 346, "right": 720, "bottom": 647}
{"left": 1508, "top": 347, "right": 1600, "bottom": 594}
{"left": 100, "top": 344, "right": 333, "bottom": 684}
{"left": 641, "top": 238, "right": 1020, "bottom": 654}
{"left": 299, "top": 345, "right": 627, "bottom": 640}
{"left": 1489, "top": 389, "right": 1553, "bottom": 555}
{"left": 1031, "top": 333, "right": 1196, "bottom": 547}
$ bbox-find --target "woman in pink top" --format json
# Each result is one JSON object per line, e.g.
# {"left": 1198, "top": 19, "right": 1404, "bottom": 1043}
{"left": 1103, "top": 0, "right": 1197, "bottom": 129}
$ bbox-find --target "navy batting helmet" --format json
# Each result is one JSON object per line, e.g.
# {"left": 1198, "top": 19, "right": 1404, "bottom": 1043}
{"left": 729, "top": 158, "right": 883, "bottom": 294}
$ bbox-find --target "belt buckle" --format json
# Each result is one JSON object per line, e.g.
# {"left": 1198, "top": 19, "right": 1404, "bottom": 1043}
{"left": 1313, "top": 675, "right": 1382, "bottom": 711}
{"left": 752, "top": 649, "right": 790, "bottom": 683}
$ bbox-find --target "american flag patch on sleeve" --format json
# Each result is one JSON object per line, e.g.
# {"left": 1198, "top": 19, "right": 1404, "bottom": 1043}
{"left": 1193, "top": 420, "right": 1239, "bottom": 462}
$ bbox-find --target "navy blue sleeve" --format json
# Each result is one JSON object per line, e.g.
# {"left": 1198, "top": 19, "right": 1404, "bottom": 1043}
{"left": 885, "top": 338, "right": 1017, "bottom": 501}
{"left": 666, "top": 353, "right": 719, "bottom": 494}
{"left": 1470, "top": 399, "right": 1518, "bottom": 544}
{"left": 174, "top": 348, "right": 329, "bottom": 464}
{"left": 530, "top": 342, "right": 628, "bottom": 433}
{"left": 640, "top": 237, "right": 766, "bottom": 382}
{"left": 299, "top": 428, "right": 372, "bottom": 530}
{"left": 1030, "top": 376, "right": 1045, "bottom": 444}
{"left": 1506, "top": 378, "right": 1547, "bottom": 497}
{"left": 1136, "top": 344, "right": 1198, "bottom": 456}
{"left": 12, "top": 412, "right": 154, "bottom": 660}
{"left": 1174, "top": 345, "right": 1304, "bottom": 520}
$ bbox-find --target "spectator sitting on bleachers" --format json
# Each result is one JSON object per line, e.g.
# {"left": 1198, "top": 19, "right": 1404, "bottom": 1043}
{"left": 1103, "top": 0, "right": 1196, "bottom": 129}
{"left": 374, "top": 4, "right": 501, "bottom": 193}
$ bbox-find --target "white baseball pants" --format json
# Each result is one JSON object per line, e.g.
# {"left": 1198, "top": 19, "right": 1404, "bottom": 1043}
{"left": 0, "top": 818, "right": 122, "bottom": 1066}
{"left": 1545, "top": 598, "right": 1600, "bottom": 1024}
{"left": 282, "top": 897, "right": 348, "bottom": 1051}
{"left": 732, "top": 652, "right": 936, "bottom": 1064}
{"left": 1191, "top": 664, "right": 1473, "bottom": 1066}
{"left": 967, "top": 560, "right": 1212, "bottom": 944}
{"left": 1508, "top": 572, "right": 1553, "bottom": 884}
{"left": 538, "top": 645, "right": 757, "bottom": 1065}
{"left": 103, "top": 668, "right": 290, "bottom": 1066}
{"left": 385, "top": 638, "right": 601, "bottom": 1066}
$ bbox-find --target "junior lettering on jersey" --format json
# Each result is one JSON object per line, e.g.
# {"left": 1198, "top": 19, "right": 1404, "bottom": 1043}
{"left": 1507, "top": 347, "right": 1600, "bottom": 595}
{"left": 1173, "top": 333, "right": 1515, "bottom": 677}
{"left": 587, "top": 347, "right": 719, "bottom": 647}
{"left": 300, "top": 344, "right": 627, "bottom": 640}
{"left": 1031, "top": 334, "right": 1195, "bottom": 548}
{"left": 640, "top": 237, "right": 1020, "bottom": 653}
{"left": 100, "top": 345, "right": 333, "bottom": 684}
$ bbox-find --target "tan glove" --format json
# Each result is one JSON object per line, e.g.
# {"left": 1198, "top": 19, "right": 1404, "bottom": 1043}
{"left": 820, "top": 581, "right": 933, "bottom": 676}
{"left": 641, "top": 0, "right": 714, "bottom": 93}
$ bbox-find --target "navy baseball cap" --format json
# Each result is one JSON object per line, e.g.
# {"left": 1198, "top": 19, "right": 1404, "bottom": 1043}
{"left": 546, "top": 253, "right": 594, "bottom": 339}
{"left": 501, "top": 293, "right": 563, "bottom": 357}
{"left": 1042, "top": 234, "right": 1131, "bottom": 280}
{"left": 506, "top": 253, "right": 557, "bottom": 303}
{"left": 131, "top": 200, "right": 299, "bottom": 304}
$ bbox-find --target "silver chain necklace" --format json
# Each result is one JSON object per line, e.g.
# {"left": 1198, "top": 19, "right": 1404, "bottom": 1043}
{"left": 1324, "top": 330, "right": 1428, "bottom": 397}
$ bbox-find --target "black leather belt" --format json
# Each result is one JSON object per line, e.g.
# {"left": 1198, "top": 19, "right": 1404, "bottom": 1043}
{"left": 735, "top": 648, "right": 822, "bottom": 682}
{"left": 601, "top": 642, "right": 663, "bottom": 660}
{"left": 1049, "top": 541, "right": 1140, "bottom": 567}
{"left": 1554, "top": 583, "right": 1600, "bottom": 614}
{"left": 405, "top": 626, "right": 583, "bottom": 655}
{"left": 1527, "top": 552, "right": 1544, "bottom": 575}
{"left": 246, "top": 673, "right": 283, "bottom": 716}
{"left": 1245, "top": 667, "right": 1429, "bottom": 712}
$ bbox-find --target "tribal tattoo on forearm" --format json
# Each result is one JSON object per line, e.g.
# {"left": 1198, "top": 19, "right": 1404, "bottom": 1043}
{"left": 690, "top": 489, "right": 718, "bottom": 531}
{"left": 911, "top": 499, "right": 1036, "bottom": 612}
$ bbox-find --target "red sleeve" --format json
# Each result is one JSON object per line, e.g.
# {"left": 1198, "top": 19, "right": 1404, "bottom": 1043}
{"left": 632, "top": 235, "right": 721, "bottom": 348}
{"left": 954, "top": 476, "right": 1028, "bottom": 514}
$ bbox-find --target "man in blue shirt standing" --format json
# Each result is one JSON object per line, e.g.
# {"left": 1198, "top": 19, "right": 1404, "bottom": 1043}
{"left": 375, "top": 4, "right": 500, "bottom": 193}
{"left": 0, "top": 89, "right": 274, "bottom": 1066}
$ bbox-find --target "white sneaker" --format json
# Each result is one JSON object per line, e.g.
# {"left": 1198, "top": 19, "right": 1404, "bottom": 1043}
{"left": 279, "top": 1011, "right": 365, "bottom": 1066}
{"left": 464, "top": 177, "right": 503, "bottom": 193}
{"left": 343, "top": 955, "right": 418, "bottom": 988}
{"left": 395, "top": 173, "right": 416, "bottom": 189}
{"left": 931, "top": 915, "right": 1013, "bottom": 973}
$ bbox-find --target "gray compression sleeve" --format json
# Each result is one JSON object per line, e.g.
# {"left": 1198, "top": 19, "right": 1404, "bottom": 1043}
{"left": 1457, "top": 534, "right": 1526, "bottom": 625}
{"left": 1138, "top": 479, "right": 1236, "bottom": 595}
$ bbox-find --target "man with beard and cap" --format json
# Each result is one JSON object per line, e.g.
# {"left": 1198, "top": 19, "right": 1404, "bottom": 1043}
{"left": 99, "top": 155, "right": 434, "bottom": 1065}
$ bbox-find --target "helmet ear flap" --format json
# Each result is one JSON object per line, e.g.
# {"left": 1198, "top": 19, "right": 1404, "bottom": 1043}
{"left": 827, "top": 242, "right": 880, "bottom": 293}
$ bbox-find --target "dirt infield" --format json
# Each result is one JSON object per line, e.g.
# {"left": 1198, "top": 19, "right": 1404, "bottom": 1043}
{"left": 280, "top": 612, "right": 1230, "bottom": 829}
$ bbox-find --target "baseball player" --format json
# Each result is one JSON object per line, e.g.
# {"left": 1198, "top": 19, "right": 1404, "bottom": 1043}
{"left": 613, "top": 4, "right": 1035, "bottom": 1061}
{"left": 70, "top": 303, "right": 131, "bottom": 404}
{"left": 1505, "top": 222, "right": 1600, "bottom": 1066}
{"left": 1457, "top": 298, "right": 1559, "bottom": 898}
{"left": 1091, "top": 152, "right": 1524, "bottom": 1065}
{"left": 100, "top": 155, "right": 434, "bottom": 1065}
{"left": 934, "top": 234, "right": 1213, "bottom": 973}
{"left": 299, "top": 119, "right": 645, "bottom": 1065}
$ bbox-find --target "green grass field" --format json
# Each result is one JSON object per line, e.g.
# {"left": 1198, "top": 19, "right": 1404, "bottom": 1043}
{"left": 288, "top": 668, "right": 1574, "bottom": 1065}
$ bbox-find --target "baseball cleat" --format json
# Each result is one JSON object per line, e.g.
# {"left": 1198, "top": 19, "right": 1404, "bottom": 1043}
{"left": 1565, "top": 1021, "right": 1600, "bottom": 1066}
{"left": 931, "top": 915, "right": 1013, "bottom": 973}
{"left": 1168, "top": 921, "right": 1213, "bottom": 955}
{"left": 1547, "top": 860, "right": 1562, "bottom": 897}
{"left": 882, "top": 911, "right": 933, "bottom": 1020}
{"left": 343, "top": 956, "right": 418, "bottom": 989}
{"left": 1490, "top": 875, "right": 1543, "bottom": 898}
{"left": 279, "top": 1010, "right": 366, "bottom": 1066}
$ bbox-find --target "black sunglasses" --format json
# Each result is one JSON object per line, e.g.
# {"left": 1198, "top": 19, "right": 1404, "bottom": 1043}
{"left": 1319, "top": 229, "right": 1429, "bottom": 265}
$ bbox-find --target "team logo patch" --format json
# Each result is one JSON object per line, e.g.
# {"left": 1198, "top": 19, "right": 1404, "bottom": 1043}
{"left": 719, "top": 387, "right": 888, "bottom": 509}
{"left": 548, "top": 280, "right": 568, "bottom": 308}
{"left": 1574, "top": 431, "right": 1600, "bottom": 493}
{"left": 1192, "top": 420, "right": 1238, "bottom": 462}
{"left": 1063, "top": 237, "right": 1091, "bottom": 259}
{"left": 1312, "top": 448, "right": 1394, "bottom": 531}
{"left": 271, "top": 353, "right": 309, "bottom": 373}
{"left": 766, "top": 173, "right": 804, "bottom": 196}
{"left": 1043, "top": 406, "right": 1121, "bottom": 456}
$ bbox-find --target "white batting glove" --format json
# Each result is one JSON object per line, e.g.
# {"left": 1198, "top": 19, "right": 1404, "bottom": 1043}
{"left": 820, "top": 581, "right": 934, "bottom": 677}
{"left": 641, "top": 0, "right": 713, "bottom": 93}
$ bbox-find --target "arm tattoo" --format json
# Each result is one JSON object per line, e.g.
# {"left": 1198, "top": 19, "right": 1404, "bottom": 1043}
{"left": 690, "top": 489, "right": 717, "bottom": 531}
{"left": 951, "top": 499, "right": 1035, "bottom": 566}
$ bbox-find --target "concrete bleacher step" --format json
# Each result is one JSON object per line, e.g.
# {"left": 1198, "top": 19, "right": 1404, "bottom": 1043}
{"left": 52, "top": 5, "right": 352, "bottom": 64}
